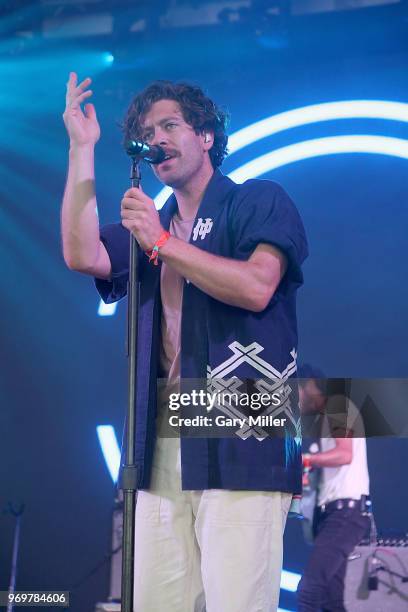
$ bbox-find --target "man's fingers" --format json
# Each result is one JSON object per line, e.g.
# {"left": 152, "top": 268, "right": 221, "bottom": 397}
{"left": 76, "top": 90, "right": 93, "bottom": 104}
{"left": 66, "top": 73, "right": 92, "bottom": 106}
{"left": 122, "top": 188, "right": 146, "bottom": 201}
{"left": 76, "top": 76, "right": 91, "bottom": 91}
{"left": 66, "top": 73, "right": 91, "bottom": 92}
{"left": 121, "top": 197, "right": 148, "bottom": 211}
{"left": 66, "top": 90, "right": 92, "bottom": 112}
{"left": 121, "top": 201, "right": 151, "bottom": 219}
{"left": 65, "top": 73, "right": 75, "bottom": 104}
{"left": 84, "top": 103, "right": 96, "bottom": 119}
{"left": 121, "top": 211, "right": 145, "bottom": 226}
{"left": 66, "top": 71, "right": 77, "bottom": 91}
{"left": 123, "top": 187, "right": 141, "bottom": 197}
{"left": 121, "top": 202, "right": 144, "bottom": 214}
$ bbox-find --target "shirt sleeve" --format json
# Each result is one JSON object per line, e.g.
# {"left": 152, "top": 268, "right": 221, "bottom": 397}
{"left": 94, "top": 223, "right": 130, "bottom": 303}
{"left": 230, "top": 180, "right": 308, "bottom": 297}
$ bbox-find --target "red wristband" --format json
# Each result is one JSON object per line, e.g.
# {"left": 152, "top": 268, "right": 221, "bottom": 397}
{"left": 302, "top": 454, "right": 312, "bottom": 469}
{"left": 145, "top": 230, "right": 171, "bottom": 265}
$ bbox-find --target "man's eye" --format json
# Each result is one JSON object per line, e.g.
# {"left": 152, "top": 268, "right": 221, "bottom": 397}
{"left": 144, "top": 133, "right": 153, "bottom": 142}
{"left": 166, "top": 123, "right": 177, "bottom": 129}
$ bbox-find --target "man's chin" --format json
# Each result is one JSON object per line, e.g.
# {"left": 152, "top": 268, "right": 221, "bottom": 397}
{"left": 156, "top": 171, "right": 184, "bottom": 190}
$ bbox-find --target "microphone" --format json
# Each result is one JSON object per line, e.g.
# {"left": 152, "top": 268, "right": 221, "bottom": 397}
{"left": 125, "top": 140, "right": 166, "bottom": 164}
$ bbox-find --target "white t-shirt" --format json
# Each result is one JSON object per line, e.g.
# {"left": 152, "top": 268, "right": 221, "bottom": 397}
{"left": 317, "top": 395, "right": 370, "bottom": 507}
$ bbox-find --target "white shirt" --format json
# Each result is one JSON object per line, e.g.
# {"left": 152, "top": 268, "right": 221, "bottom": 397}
{"left": 317, "top": 395, "right": 370, "bottom": 507}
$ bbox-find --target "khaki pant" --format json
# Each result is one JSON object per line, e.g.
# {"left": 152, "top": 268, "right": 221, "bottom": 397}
{"left": 134, "top": 436, "right": 292, "bottom": 612}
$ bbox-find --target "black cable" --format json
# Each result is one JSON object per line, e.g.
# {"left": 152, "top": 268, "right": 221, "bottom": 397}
{"left": 70, "top": 543, "right": 122, "bottom": 592}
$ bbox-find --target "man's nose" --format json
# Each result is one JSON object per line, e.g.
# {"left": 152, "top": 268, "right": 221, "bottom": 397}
{"left": 150, "top": 127, "right": 169, "bottom": 146}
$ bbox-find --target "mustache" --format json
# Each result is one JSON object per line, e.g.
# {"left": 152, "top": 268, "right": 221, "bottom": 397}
{"left": 162, "top": 148, "right": 179, "bottom": 158}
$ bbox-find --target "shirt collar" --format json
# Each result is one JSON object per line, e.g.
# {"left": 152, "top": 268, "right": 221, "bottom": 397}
{"left": 159, "top": 168, "right": 237, "bottom": 230}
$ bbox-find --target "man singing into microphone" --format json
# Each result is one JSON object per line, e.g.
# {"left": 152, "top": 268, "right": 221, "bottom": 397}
{"left": 61, "top": 74, "right": 308, "bottom": 612}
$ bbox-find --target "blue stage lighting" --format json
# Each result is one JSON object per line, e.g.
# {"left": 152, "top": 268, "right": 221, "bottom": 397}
{"left": 96, "top": 425, "right": 120, "bottom": 483}
{"left": 103, "top": 52, "right": 114, "bottom": 65}
{"left": 280, "top": 569, "right": 302, "bottom": 592}
{"left": 98, "top": 301, "right": 117, "bottom": 316}
{"left": 97, "top": 99, "right": 408, "bottom": 316}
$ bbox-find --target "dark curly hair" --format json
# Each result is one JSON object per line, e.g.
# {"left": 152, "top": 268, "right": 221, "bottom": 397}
{"left": 122, "top": 80, "right": 229, "bottom": 168}
{"left": 297, "top": 364, "right": 327, "bottom": 395}
{"left": 297, "top": 364, "right": 350, "bottom": 398}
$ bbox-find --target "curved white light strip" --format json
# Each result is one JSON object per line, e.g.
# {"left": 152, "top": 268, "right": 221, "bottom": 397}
{"left": 280, "top": 569, "right": 301, "bottom": 593}
{"left": 153, "top": 100, "right": 408, "bottom": 208}
{"left": 98, "top": 301, "right": 117, "bottom": 316}
{"left": 227, "top": 100, "right": 408, "bottom": 154}
{"left": 154, "top": 133, "right": 408, "bottom": 205}
{"left": 97, "top": 425, "right": 120, "bottom": 483}
{"left": 154, "top": 184, "right": 173, "bottom": 209}
{"left": 152, "top": 132, "right": 408, "bottom": 207}
{"left": 228, "top": 134, "right": 408, "bottom": 183}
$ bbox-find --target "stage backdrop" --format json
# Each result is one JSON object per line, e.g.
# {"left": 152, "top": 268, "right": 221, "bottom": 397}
{"left": 1, "top": 7, "right": 407, "bottom": 611}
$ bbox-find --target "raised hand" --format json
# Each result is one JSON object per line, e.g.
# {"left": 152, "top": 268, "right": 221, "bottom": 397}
{"left": 63, "top": 72, "right": 100, "bottom": 147}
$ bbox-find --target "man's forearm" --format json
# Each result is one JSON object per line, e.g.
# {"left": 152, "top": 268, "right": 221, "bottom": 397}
{"left": 61, "top": 145, "right": 101, "bottom": 270}
{"left": 308, "top": 448, "right": 352, "bottom": 468}
{"left": 159, "top": 236, "right": 271, "bottom": 312}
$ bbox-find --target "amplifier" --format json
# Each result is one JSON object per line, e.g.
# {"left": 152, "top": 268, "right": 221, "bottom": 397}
{"left": 344, "top": 544, "right": 408, "bottom": 611}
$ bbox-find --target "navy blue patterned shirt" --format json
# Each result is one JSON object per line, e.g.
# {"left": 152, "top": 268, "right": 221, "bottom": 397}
{"left": 95, "top": 169, "right": 308, "bottom": 494}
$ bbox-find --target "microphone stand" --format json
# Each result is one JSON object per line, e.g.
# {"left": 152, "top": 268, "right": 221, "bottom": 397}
{"left": 5, "top": 502, "right": 25, "bottom": 612}
{"left": 119, "top": 142, "right": 165, "bottom": 611}
{"left": 119, "top": 156, "right": 141, "bottom": 612}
